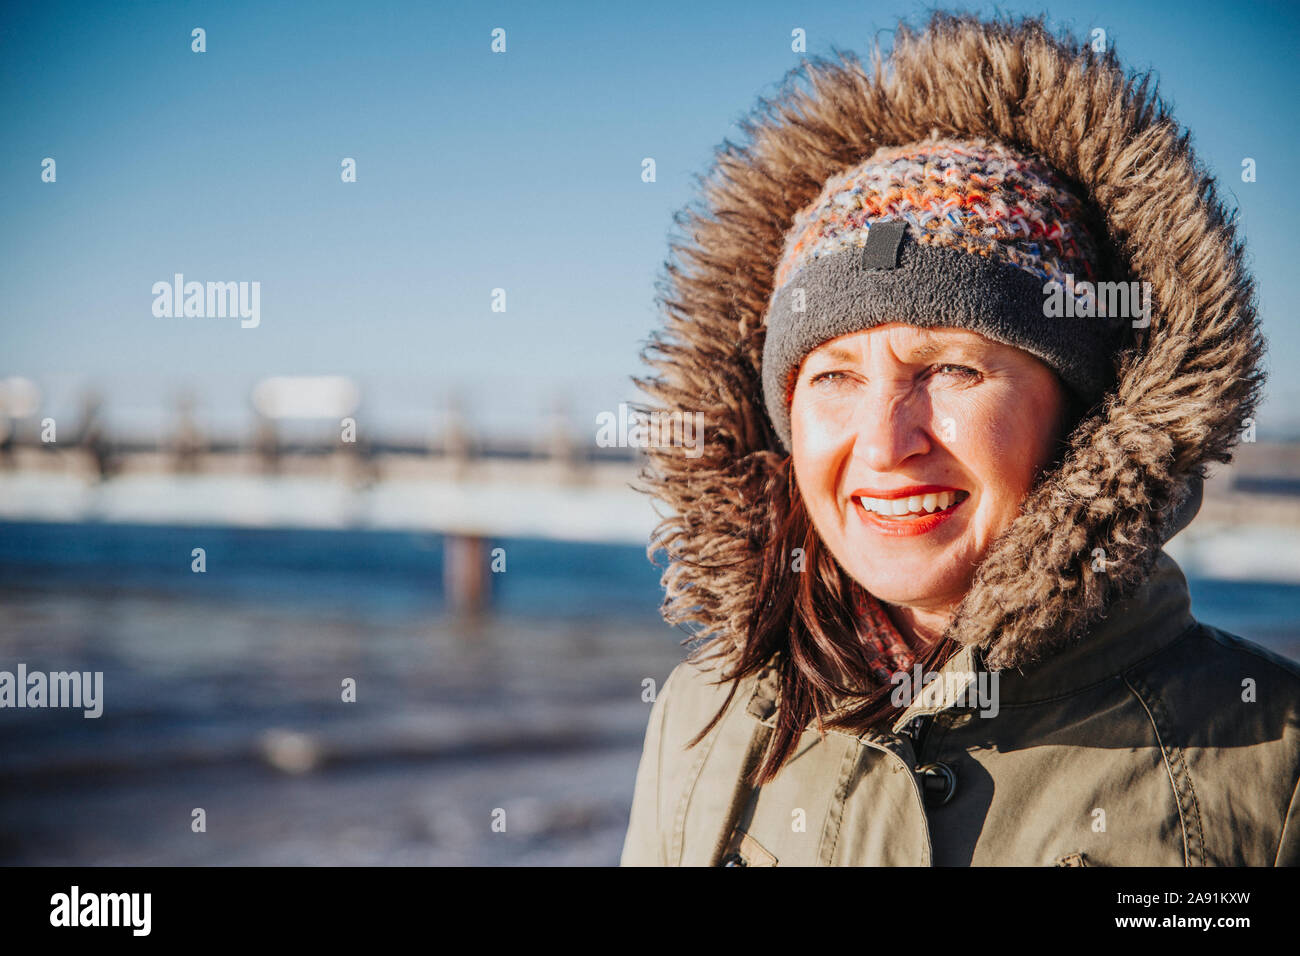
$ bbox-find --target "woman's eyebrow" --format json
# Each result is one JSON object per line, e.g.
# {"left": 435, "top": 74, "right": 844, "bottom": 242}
{"left": 812, "top": 344, "right": 861, "bottom": 364}
{"left": 909, "top": 342, "right": 946, "bottom": 362}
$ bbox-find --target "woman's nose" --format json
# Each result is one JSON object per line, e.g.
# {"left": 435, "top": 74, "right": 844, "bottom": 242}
{"left": 849, "top": 391, "right": 932, "bottom": 472}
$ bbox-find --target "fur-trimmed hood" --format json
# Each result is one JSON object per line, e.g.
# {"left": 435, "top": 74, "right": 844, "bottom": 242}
{"left": 634, "top": 11, "right": 1264, "bottom": 671}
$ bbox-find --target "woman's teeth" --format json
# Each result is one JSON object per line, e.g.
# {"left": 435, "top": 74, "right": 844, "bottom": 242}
{"left": 857, "top": 491, "right": 964, "bottom": 516}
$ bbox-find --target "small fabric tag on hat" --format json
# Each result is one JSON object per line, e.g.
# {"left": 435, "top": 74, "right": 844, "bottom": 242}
{"left": 860, "top": 219, "right": 907, "bottom": 270}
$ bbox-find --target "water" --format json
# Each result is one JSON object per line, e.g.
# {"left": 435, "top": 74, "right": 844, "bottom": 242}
{"left": 0, "top": 520, "right": 1297, "bottom": 865}
{"left": 0, "top": 521, "right": 667, "bottom": 619}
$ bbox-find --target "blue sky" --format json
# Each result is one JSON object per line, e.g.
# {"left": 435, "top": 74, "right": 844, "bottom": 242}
{"left": 3, "top": 0, "right": 1298, "bottom": 440}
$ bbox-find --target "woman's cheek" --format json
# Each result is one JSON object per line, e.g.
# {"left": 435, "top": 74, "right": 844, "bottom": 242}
{"left": 935, "top": 389, "right": 1019, "bottom": 490}
{"left": 793, "top": 392, "right": 857, "bottom": 453}
{"left": 950, "top": 387, "right": 1047, "bottom": 503}
{"left": 930, "top": 390, "right": 998, "bottom": 456}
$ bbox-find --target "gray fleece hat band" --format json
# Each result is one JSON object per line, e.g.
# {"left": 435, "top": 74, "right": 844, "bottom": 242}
{"left": 759, "top": 137, "right": 1129, "bottom": 452}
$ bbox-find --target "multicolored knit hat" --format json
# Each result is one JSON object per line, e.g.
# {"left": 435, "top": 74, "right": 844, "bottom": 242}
{"left": 760, "top": 136, "right": 1127, "bottom": 451}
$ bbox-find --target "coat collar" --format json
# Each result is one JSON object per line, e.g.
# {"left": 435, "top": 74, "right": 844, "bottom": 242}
{"left": 990, "top": 550, "right": 1197, "bottom": 705}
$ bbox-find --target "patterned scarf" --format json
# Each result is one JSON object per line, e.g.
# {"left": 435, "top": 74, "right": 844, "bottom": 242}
{"left": 848, "top": 579, "right": 918, "bottom": 684}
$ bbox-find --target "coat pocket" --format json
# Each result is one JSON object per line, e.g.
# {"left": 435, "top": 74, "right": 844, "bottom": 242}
{"left": 720, "top": 828, "right": 779, "bottom": 867}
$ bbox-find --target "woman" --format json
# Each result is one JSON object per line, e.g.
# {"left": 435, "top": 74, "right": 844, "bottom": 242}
{"left": 621, "top": 12, "right": 1300, "bottom": 866}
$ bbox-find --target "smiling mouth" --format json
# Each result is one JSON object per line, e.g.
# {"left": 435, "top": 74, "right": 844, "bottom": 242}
{"left": 853, "top": 489, "right": 970, "bottom": 518}
{"left": 850, "top": 486, "right": 970, "bottom": 536}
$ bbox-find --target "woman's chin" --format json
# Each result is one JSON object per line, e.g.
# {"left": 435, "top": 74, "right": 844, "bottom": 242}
{"left": 847, "top": 557, "right": 972, "bottom": 611}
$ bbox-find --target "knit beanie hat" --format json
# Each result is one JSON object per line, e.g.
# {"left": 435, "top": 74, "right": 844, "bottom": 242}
{"left": 760, "top": 136, "right": 1128, "bottom": 451}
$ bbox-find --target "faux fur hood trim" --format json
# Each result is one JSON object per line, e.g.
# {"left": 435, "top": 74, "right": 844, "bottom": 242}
{"left": 633, "top": 11, "right": 1264, "bottom": 670}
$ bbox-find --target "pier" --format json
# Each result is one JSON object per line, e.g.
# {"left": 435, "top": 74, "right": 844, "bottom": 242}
{"left": 2, "top": 378, "right": 1300, "bottom": 591}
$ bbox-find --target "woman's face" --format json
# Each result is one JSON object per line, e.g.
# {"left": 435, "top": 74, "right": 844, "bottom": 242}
{"left": 790, "top": 323, "right": 1069, "bottom": 616}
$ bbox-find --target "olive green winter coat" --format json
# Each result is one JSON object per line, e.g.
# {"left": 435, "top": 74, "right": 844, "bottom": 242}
{"left": 622, "top": 552, "right": 1300, "bottom": 866}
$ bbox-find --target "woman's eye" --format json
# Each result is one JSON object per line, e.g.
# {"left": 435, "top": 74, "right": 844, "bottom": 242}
{"left": 810, "top": 370, "right": 850, "bottom": 386}
{"left": 933, "top": 363, "right": 980, "bottom": 379}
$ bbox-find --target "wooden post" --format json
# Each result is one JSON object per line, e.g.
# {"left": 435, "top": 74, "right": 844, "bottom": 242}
{"left": 444, "top": 533, "right": 491, "bottom": 616}
{"left": 254, "top": 416, "right": 280, "bottom": 474}
{"left": 171, "top": 392, "right": 205, "bottom": 474}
